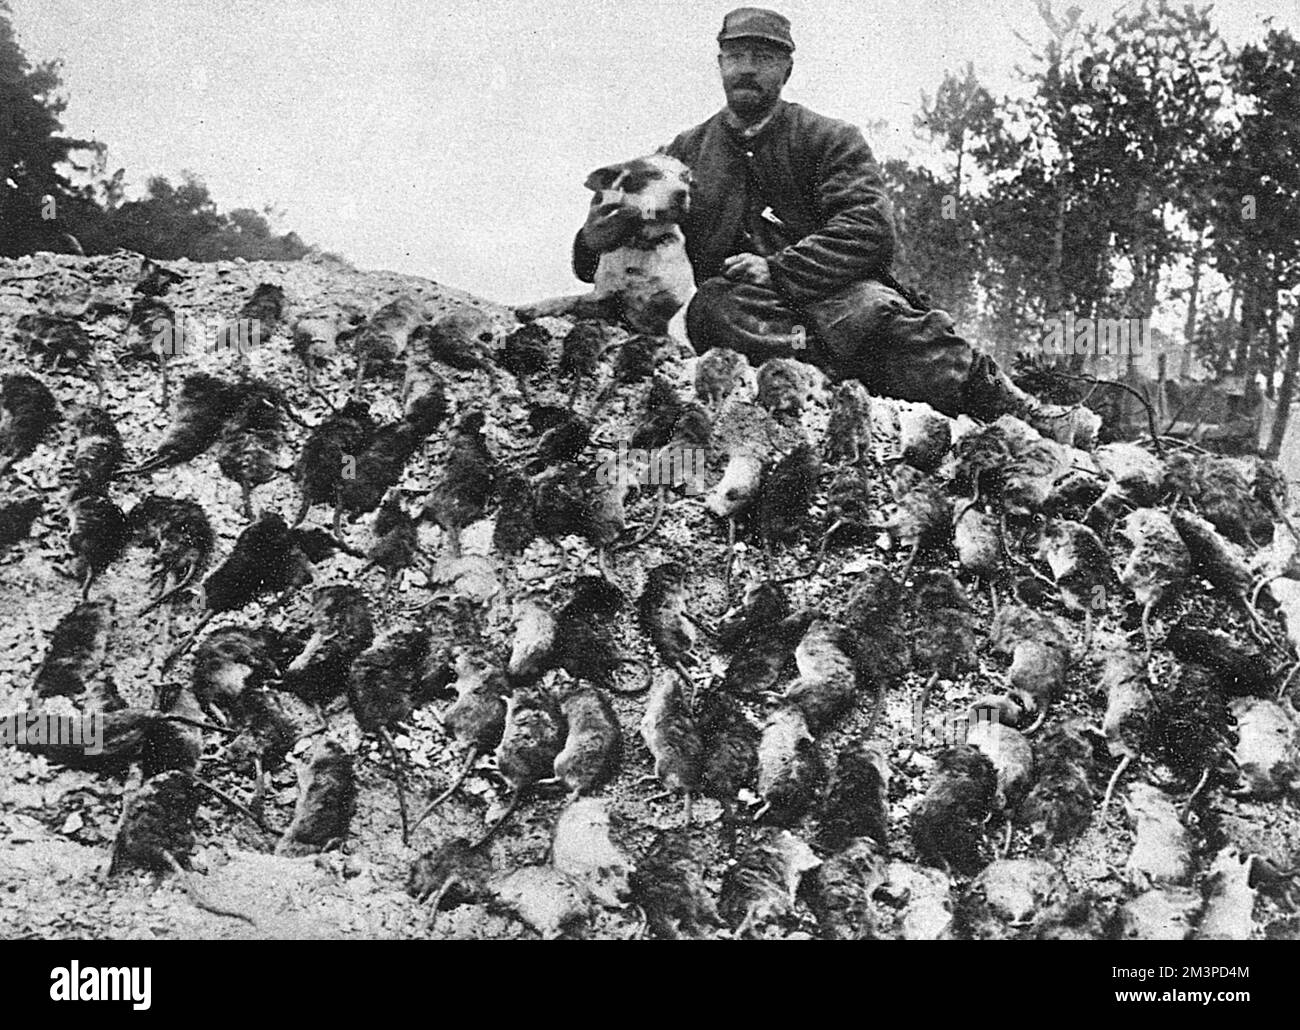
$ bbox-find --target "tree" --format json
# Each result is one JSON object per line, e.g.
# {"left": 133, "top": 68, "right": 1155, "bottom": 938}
{"left": 99, "top": 172, "right": 311, "bottom": 262}
{"left": 1209, "top": 27, "right": 1300, "bottom": 455}
{"left": 916, "top": 62, "right": 997, "bottom": 204}
{"left": 0, "top": 3, "right": 315, "bottom": 261}
{"left": 956, "top": 3, "right": 1115, "bottom": 356}
{"left": 0, "top": 1, "right": 103, "bottom": 254}
{"left": 880, "top": 158, "right": 979, "bottom": 324}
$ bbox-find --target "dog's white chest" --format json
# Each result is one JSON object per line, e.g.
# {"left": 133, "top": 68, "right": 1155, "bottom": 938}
{"left": 595, "top": 230, "right": 692, "bottom": 295}
{"left": 594, "top": 227, "right": 695, "bottom": 336}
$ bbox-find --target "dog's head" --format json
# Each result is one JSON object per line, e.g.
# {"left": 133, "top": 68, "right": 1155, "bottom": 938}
{"left": 584, "top": 153, "right": 692, "bottom": 226}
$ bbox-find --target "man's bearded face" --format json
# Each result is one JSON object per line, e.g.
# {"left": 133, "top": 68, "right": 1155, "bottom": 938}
{"left": 718, "top": 41, "right": 791, "bottom": 119}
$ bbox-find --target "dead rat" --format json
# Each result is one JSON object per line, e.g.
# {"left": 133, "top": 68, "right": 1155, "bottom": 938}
{"left": 609, "top": 333, "right": 658, "bottom": 385}
{"left": 1034, "top": 518, "right": 1112, "bottom": 650}
{"left": 33, "top": 599, "right": 120, "bottom": 711}
{"left": 705, "top": 448, "right": 766, "bottom": 592}
{"left": 1143, "top": 663, "right": 1231, "bottom": 790}
{"left": 551, "top": 797, "right": 634, "bottom": 909}
{"left": 492, "top": 864, "right": 593, "bottom": 939}
{"left": 219, "top": 686, "right": 305, "bottom": 811}
{"left": 756, "top": 357, "right": 809, "bottom": 417}
{"left": 281, "top": 583, "right": 375, "bottom": 704}
{"left": 1196, "top": 846, "right": 1256, "bottom": 941}
{"left": 347, "top": 624, "right": 436, "bottom": 843}
{"left": 638, "top": 561, "right": 698, "bottom": 696}
{"left": 842, "top": 567, "right": 909, "bottom": 733}
{"left": 910, "top": 744, "right": 997, "bottom": 876}
{"left": 66, "top": 489, "right": 130, "bottom": 600}
{"left": 823, "top": 379, "right": 873, "bottom": 467}
{"left": 477, "top": 685, "right": 565, "bottom": 846}
{"left": 631, "top": 829, "right": 724, "bottom": 940}
{"left": 530, "top": 461, "right": 628, "bottom": 575}
{"left": 988, "top": 604, "right": 1072, "bottom": 733}
{"left": 110, "top": 770, "right": 255, "bottom": 925}
{"left": 908, "top": 571, "right": 977, "bottom": 738}
{"left": 1123, "top": 783, "right": 1193, "bottom": 890}
{"left": 756, "top": 443, "right": 821, "bottom": 558}
{"left": 506, "top": 600, "right": 558, "bottom": 685}
{"left": 783, "top": 618, "right": 857, "bottom": 733}
{"left": 640, "top": 668, "right": 702, "bottom": 823}
{"left": 694, "top": 346, "right": 751, "bottom": 412}
{"left": 424, "top": 408, "right": 496, "bottom": 558}
{"left": 109, "top": 770, "right": 199, "bottom": 877}
{"left": 887, "top": 465, "right": 952, "bottom": 584}
{"left": 0, "top": 492, "right": 42, "bottom": 552}
{"left": 705, "top": 450, "right": 765, "bottom": 524}
{"left": 964, "top": 712, "right": 1034, "bottom": 853}
{"left": 952, "top": 500, "right": 1003, "bottom": 596}
{"left": 1099, "top": 651, "right": 1152, "bottom": 813}
{"left": 951, "top": 857, "right": 1065, "bottom": 940}
{"left": 755, "top": 705, "right": 825, "bottom": 826}
{"left": 493, "top": 469, "right": 538, "bottom": 556}
{"left": 552, "top": 685, "right": 622, "bottom": 797}
{"left": 558, "top": 319, "right": 606, "bottom": 403}
{"left": 1116, "top": 508, "right": 1189, "bottom": 659}
{"left": 363, "top": 491, "right": 423, "bottom": 601}
{"left": 275, "top": 737, "right": 357, "bottom": 856}
{"left": 1165, "top": 616, "right": 1273, "bottom": 699}
{"left": 817, "top": 739, "right": 890, "bottom": 852}
{"left": 697, "top": 688, "right": 761, "bottom": 849}
{"left": 897, "top": 403, "right": 952, "bottom": 474}
{"left": 704, "top": 399, "right": 795, "bottom": 590}
{"left": 410, "top": 655, "right": 507, "bottom": 830}
{"left": 717, "top": 580, "right": 789, "bottom": 648}
{"left": 553, "top": 576, "right": 649, "bottom": 694}
{"left": 617, "top": 399, "right": 711, "bottom": 551}
{"left": 809, "top": 837, "right": 889, "bottom": 940}
{"left": 719, "top": 826, "right": 821, "bottom": 938}
{"left": 722, "top": 608, "right": 818, "bottom": 696}
{"left": 950, "top": 418, "right": 1015, "bottom": 500}
{"left": 1228, "top": 697, "right": 1299, "bottom": 800}
{"left": 1171, "top": 510, "right": 1278, "bottom": 647}
{"left": 1017, "top": 720, "right": 1097, "bottom": 848}
{"left": 819, "top": 464, "right": 875, "bottom": 557}
{"left": 407, "top": 836, "right": 493, "bottom": 929}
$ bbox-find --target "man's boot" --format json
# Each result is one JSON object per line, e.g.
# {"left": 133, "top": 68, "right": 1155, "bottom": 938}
{"left": 960, "top": 351, "right": 1041, "bottom": 422}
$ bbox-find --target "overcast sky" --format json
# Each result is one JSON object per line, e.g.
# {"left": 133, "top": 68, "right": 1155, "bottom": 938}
{"left": 11, "top": 0, "right": 1298, "bottom": 304}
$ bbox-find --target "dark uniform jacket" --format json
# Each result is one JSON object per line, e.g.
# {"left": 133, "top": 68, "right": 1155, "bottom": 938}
{"left": 573, "top": 100, "right": 896, "bottom": 309}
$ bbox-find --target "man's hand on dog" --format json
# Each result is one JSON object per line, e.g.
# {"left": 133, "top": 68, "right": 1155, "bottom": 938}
{"left": 581, "top": 191, "right": 641, "bottom": 252}
{"left": 723, "top": 252, "right": 771, "bottom": 285}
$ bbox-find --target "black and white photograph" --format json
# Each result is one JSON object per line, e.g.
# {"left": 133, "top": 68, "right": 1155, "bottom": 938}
{"left": 0, "top": 0, "right": 1297, "bottom": 967}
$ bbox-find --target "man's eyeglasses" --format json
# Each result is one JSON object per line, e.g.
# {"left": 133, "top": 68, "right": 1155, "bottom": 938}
{"left": 719, "top": 48, "right": 789, "bottom": 69}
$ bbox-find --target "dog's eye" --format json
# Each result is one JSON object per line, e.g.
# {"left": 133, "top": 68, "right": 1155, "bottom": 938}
{"left": 620, "top": 171, "right": 654, "bottom": 194}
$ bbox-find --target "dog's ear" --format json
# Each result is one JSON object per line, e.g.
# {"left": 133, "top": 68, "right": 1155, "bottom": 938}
{"left": 583, "top": 163, "right": 626, "bottom": 193}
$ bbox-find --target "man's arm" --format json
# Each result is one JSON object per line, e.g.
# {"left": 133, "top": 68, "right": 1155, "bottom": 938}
{"left": 572, "top": 229, "right": 600, "bottom": 284}
{"left": 571, "top": 186, "right": 651, "bottom": 283}
{"left": 764, "top": 120, "right": 896, "bottom": 307}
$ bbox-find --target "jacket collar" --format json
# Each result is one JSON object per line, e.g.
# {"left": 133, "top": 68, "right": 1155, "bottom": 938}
{"left": 720, "top": 99, "right": 787, "bottom": 143}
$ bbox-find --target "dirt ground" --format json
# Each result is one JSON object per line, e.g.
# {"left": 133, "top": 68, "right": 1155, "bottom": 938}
{"left": 2, "top": 250, "right": 1299, "bottom": 940}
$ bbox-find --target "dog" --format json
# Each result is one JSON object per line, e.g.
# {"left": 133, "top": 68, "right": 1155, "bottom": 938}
{"left": 517, "top": 153, "right": 696, "bottom": 338}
